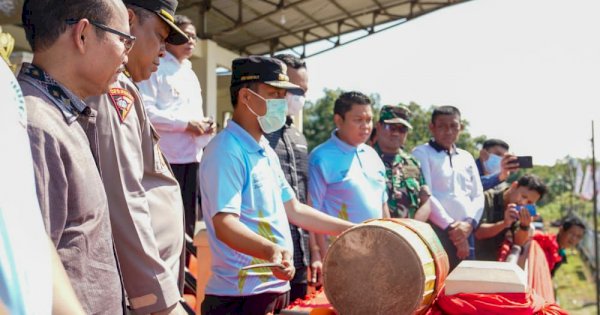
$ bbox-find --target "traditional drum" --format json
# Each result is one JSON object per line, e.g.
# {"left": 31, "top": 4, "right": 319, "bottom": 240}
{"left": 323, "top": 218, "right": 449, "bottom": 315}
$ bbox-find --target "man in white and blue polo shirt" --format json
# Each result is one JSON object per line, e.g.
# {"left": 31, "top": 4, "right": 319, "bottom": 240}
{"left": 308, "top": 91, "right": 390, "bottom": 224}
{"left": 308, "top": 92, "right": 390, "bottom": 258}
{"left": 199, "top": 56, "right": 353, "bottom": 315}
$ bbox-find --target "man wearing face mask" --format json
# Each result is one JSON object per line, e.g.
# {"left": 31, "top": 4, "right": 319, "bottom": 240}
{"left": 476, "top": 139, "right": 519, "bottom": 191}
{"left": 199, "top": 56, "right": 354, "bottom": 314}
{"left": 264, "top": 54, "right": 316, "bottom": 301}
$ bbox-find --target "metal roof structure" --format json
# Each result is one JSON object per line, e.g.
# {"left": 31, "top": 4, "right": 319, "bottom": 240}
{"left": 178, "top": 0, "right": 470, "bottom": 58}
{"left": 0, "top": 1, "right": 471, "bottom": 57}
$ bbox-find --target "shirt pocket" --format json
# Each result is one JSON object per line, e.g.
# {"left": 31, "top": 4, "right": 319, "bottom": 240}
{"left": 150, "top": 124, "right": 168, "bottom": 173}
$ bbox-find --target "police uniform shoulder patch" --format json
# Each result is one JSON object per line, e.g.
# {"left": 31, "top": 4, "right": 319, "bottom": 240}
{"left": 108, "top": 87, "right": 134, "bottom": 123}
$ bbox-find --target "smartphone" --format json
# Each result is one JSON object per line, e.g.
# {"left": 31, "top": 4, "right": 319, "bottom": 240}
{"left": 516, "top": 156, "right": 533, "bottom": 168}
{"left": 516, "top": 204, "right": 537, "bottom": 216}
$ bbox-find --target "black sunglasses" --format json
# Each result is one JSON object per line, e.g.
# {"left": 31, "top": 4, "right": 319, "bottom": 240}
{"left": 66, "top": 18, "right": 136, "bottom": 53}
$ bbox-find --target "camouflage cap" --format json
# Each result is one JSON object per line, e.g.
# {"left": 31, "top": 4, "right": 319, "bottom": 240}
{"left": 379, "top": 105, "right": 413, "bottom": 129}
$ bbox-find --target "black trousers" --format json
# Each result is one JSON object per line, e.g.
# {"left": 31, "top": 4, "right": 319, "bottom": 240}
{"left": 170, "top": 163, "right": 199, "bottom": 237}
{"left": 201, "top": 291, "right": 290, "bottom": 315}
{"left": 289, "top": 266, "right": 308, "bottom": 302}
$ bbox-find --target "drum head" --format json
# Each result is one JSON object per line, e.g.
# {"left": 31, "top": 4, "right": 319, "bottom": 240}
{"left": 324, "top": 225, "right": 426, "bottom": 315}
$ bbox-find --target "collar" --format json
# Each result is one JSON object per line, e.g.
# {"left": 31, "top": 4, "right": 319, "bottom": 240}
{"left": 163, "top": 51, "right": 192, "bottom": 69}
{"left": 225, "top": 120, "right": 268, "bottom": 154}
{"left": 373, "top": 142, "right": 407, "bottom": 157}
{"left": 428, "top": 139, "right": 458, "bottom": 154}
{"left": 330, "top": 129, "right": 365, "bottom": 154}
{"left": 19, "top": 63, "right": 91, "bottom": 124}
{"left": 285, "top": 115, "right": 294, "bottom": 127}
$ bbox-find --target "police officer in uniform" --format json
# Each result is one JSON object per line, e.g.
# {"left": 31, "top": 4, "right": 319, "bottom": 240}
{"left": 373, "top": 105, "right": 432, "bottom": 219}
{"left": 84, "top": 0, "right": 190, "bottom": 314}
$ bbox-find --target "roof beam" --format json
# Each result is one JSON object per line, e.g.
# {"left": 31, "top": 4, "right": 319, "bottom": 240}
{"left": 212, "top": 0, "right": 311, "bottom": 36}
{"left": 328, "top": 0, "right": 368, "bottom": 30}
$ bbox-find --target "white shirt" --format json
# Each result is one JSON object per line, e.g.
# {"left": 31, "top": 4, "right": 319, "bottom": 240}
{"left": 0, "top": 61, "right": 52, "bottom": 315}
{"left": 412, "top": 141, "right": 484, "bottom": 229}
{"left": 138, "top": 52, "right": 212, "bottom": 164}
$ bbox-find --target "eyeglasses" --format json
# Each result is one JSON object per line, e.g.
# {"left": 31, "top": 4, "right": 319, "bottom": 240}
{"left": 66, "top": 19, "right": 136, "bottom": 53}
{"left": 383, "top": 123, "right": 409, "bottom": 133}
{"left": 185, "top": 32, "right": 198, "bottom": 41}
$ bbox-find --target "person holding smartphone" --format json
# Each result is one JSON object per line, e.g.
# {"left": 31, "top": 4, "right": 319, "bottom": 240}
{"left": 138, "top": 15, "right": 216, "bottom": 237}
{"left": 474, "top": 174, "right": 547, "bottom": 261}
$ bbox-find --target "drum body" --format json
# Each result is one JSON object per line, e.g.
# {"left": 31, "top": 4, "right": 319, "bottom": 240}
{"left": 323, "top": 219, "right": 449, "bottom": 315}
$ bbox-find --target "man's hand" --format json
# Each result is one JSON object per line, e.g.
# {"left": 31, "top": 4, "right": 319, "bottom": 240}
{"left": 499, "top": 154, "right": 519, "bottom": 181}
{"left": 269, "top": 246, "right": 295, "bottom": 281}
{"left": 185, "top": 120, "right": 205, "bottom": 136}
{"left": 503, "top": 203, "right": 519, "bottom": 228}
{"left": 201, "top": 117, "right": 217, "bottom": 135}
{"left": 455, "top": 239, "right": 470, "bottom": 260}
{"left": 309, "top": 252, "right": 323, "bottom": 287}
{"left": 518, "top": 205, "right": 533, "bottom": 227}
{"left": 448, "top": 221, "right": 473, "bottom": 244}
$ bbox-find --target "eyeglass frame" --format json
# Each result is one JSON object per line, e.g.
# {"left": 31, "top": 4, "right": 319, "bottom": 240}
{"left": 65, "top": 18, "right": 136, "bottom": 52}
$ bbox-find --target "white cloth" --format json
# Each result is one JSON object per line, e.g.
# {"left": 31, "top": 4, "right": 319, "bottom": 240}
{"left": 138, "top": 52, "right": 212, "bottom": 164}
{"left": 412, "top": 142, "right": 484, "bottom": 229}
{"left": 0, "top": 61, "right": 52, "bottom": 315}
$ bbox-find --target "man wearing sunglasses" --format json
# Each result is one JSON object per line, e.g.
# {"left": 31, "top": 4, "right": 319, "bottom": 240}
{"left": 84, "top": 0, "right": 190, "bottom": 314}
{"left": 373, "top": 105, "right": 433, "bottom": 220}
{"left": 17, "top": 0, "right": 131, "bottom": 314}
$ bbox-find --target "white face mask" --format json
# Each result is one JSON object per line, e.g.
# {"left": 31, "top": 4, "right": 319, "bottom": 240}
{"left": 285, "top": 93, "right": 306, "bottom": 116}
{"left": 484, "top": 153, "right": 502, "bottom": 174}
{"left": 245, "top": 89, "right": 288, "bottom": 134}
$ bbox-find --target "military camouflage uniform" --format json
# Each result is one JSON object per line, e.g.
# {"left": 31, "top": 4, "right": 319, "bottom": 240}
{"left": 375, "top": 144, "right": 426, "bottom": 218}
{"left": 374, "top": 104, "right": 426, "bottom": 218}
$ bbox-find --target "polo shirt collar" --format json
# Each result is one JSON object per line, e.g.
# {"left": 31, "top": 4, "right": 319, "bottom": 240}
{"left": 330, "top": 129, "right": 365, "bottom": 154}
{"left": 19, "top": 63, "right": 91, "bottom": 125}
{"left": 226, "top": 120, "right": 267, "bottom": 154}
{"left": 428, "top": 139, "right": 458, "bottom": 155}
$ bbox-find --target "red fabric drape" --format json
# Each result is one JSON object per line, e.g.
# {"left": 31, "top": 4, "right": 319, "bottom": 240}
{"left": 425, "top": 288, "right": 567, "bottom": 315}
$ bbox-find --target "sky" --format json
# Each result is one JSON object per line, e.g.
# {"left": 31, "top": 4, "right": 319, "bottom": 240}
{"left": 300, "top": 0, "right": 600, "bottom": 166}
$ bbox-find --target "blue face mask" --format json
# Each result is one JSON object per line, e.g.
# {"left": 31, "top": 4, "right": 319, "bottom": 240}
{"left": 246, "top": 89, "right": 288, "bottom": 134}
{"left": 484, "top": 153, "right": 502, "bottom": 174}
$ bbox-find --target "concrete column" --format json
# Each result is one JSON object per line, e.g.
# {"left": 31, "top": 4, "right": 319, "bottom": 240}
{"left": 190, "top": 39, "right": 239, "bottom": 125}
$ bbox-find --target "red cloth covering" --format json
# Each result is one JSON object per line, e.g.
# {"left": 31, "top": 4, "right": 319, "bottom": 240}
{"left": 532, "top": 232, "right": 562, "bottom": 272}
{"left": 284, "top": 288, "right": 336, "bottom": 314}
{"left": 425, "top": 288, "right": 567, "bottom": 315}
{"left": 498, "top": 233, "right": 558, "bottom": 303}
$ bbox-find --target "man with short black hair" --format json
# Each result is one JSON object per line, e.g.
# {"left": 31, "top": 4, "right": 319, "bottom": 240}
{"left": 19, "top": 0, "right": 130, "bottom": 313}
{"left": 84, "top": 1, "right": 190, "bottom": 314}
{"left": 412, "top": 106, "right": 484, "bottom": 270}
{"left": 308, "top": 92, "right": 390, "bottom": 225}
{"left": 476, "top": 138, "right": 519, "bottom": 190}
{"left": 550, "top": 217, "right": 586, "bottom": 275}
{"left": 199, "top": 56, "right": 353, "bottom": 314}
{"left": 475, "top": 174, "right": 547, "bottom": 261}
